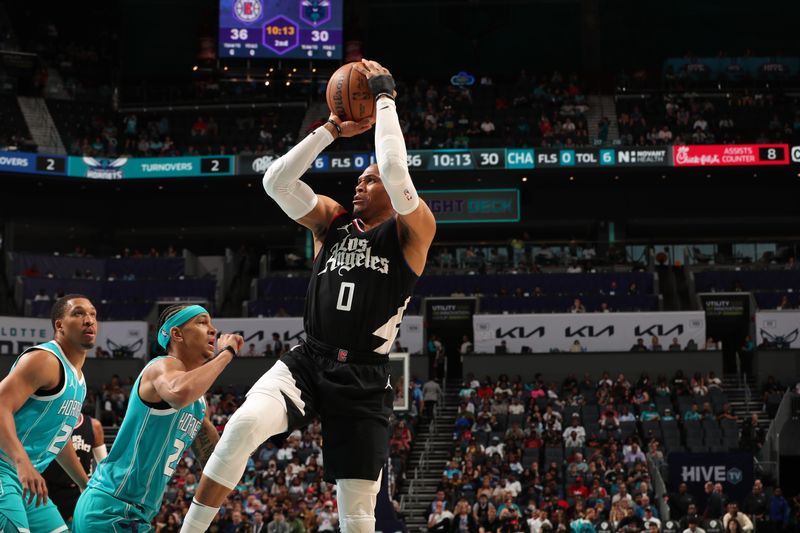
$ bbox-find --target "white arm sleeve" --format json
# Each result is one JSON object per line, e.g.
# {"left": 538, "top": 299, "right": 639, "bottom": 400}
{"left": 92, "top": 444, "right": 108, "bottom": 463}
{"left": 262, "top": 126, "right": 334, "bottom": 219}
{"left": 375, "top": 98, "right": 420, "bottom": 216}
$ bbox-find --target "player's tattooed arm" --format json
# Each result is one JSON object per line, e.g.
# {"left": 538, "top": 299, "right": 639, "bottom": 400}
{"left": 191, "top": 416, "right": 220, "bottom": 469}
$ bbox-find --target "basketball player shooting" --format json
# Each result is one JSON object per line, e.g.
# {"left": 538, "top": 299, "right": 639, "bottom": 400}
{"left": 181, "top": 59, "right": 436, "bottom": 533}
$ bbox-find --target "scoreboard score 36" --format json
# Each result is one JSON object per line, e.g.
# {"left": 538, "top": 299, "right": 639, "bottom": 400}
{"left": 219, "top": 0, "right": 343, "bottom": 60}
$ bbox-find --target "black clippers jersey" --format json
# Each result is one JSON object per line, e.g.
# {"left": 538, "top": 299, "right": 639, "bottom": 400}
{"left": 305, "top": 213, "right": 418, "bottom": 355}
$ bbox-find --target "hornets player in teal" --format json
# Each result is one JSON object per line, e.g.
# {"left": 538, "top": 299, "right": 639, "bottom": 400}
{"left": 73, "top": 304, "right": 242, "bottom": 532}
{"left": 0, "top": 294, "right": 96, "bottom": 533}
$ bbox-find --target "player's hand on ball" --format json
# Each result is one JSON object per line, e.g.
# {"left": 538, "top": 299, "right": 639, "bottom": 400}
{"left": 357, "top": 59, "right": 397, "bottom": 98}
{"left": 329, "top": 112, "right": 374, "bottom": 138}
{"left": 218, "top": 333, "right": 244, "bottom": 356}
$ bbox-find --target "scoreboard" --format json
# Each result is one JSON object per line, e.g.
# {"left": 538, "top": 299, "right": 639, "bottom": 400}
{"left": 219, "top": 0, "right": 343, "bottom": 60}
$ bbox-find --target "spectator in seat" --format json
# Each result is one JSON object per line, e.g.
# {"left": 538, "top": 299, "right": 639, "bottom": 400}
{"left": 452, "top": 499, "right": 478, "bottom": 533}
{"left": 683, "top": 516, "right": 706, "bottom": 533}
{"left": 428, "top": 500, "right": 453, "bottom": 533}
{"left": 669, "top": 483, "right": 696, "bottom": 520}
{"left": 703, "top": 482, "right": 725, "bottom": 521}
{"left": 617, "top": 506, "right": 644, "bottom": 533}
{"left": 642, "top": 507, "right": 661, "bottom": 530}
{"left": 570, "top": 298, "right": 587, "bottom": 313}
{"left": 742, "top": 480, "right": 767, "bottom": 522}
{"left": 650, "top": 336, "right": 663, "bottom": 351}
{"left": 567, "top": 477, "right": 590, "bottom": 499}
{"left": 768, "top": 487, "right": 790, "bottom": 528}
{"left": 669, "top": 338, "right": 682, "bottom": 351}
{"left": 684, "top": 404, "right": 702, "bottom": 421}
{"left": 479, "top": 505, "right": 499, "bottom": 533}
{"left": 563, "top": 414, "right": 586, "bottom": 443}
{"left": 704, "top": 338, "right": 718, "bottom": 351}
{"left": 680, "top": 504, "right": 701, "bottom": 531}
{"left": 640, "top": 404, "right": 660, "bottom": 422}
{"left": 623, "top": 442, "right": 646, "bottom": 465}
{"left": 473, "top": 493, "right": 495, "bottom": 525}
{"left": 685, "top": 339, "right": 699, "bottom": 351}
{"left": 722, "top": 503, "right": 753, "bottom": 532}
{"left": 619, "top": 405, "right": 636, "bottom": 423}
{"left": 630, "top": 338, "right": 648, "bottom": 352}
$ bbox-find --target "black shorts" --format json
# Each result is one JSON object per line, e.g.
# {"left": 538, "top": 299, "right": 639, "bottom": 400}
{"left": 47, "top": 485, "right": 80, "bottom": 520}
{"left": 261, "top": 336, "right": 394, "bottom": 483}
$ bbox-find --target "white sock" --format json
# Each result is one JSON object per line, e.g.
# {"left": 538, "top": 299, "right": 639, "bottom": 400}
{"left": 180, "top": 499, "right": 219, "bottom": 533}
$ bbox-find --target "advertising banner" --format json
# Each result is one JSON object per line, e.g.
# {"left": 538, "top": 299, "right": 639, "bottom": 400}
{"left": 419, "top": 189, "right": 520, "bottom": 223}
{"left": 213, "top": 315, "right": 424, "bottom": 355}
{"left": 238, "top": 153, "right": 280, "bottom": 175}
{"left": 667, "top": 452, "right": 754, "bottom": 508}
{"left": 754, "top": 310, "right": 800, "bottom": 349}
{"left": 68, "top": 155, "right": 234, "bottom": 179}
{"left": 614, "top": 147, "right": 671, "bottom": 167}
{"left": 0, "top": 316, "right": 147, "bottom": 358}
{"left": 698, "top": 293, "right": 752, "bottom": 342}
{"left": 472, "top": 311, "right": 706, "bottom": 353}
{"left": 673, "top": 144, "right": 789, "bottom": 167}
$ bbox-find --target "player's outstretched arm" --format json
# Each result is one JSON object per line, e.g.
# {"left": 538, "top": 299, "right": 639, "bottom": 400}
{"left": 144, "top": 334, "right": 243, "bottom": 410}
{"left": 0, "top": 350, "right": 61, "bottom": 506}
{"left": 54, "top": 439, "right": 88, "bottom": 490}
{"left": 263, "top": 114, "right": 372, "bottom": 239}
{"left": 190, "top": 416, "right": 219, "bottom": 468}
{"left": 359, "top": 59, "right": 436, "bottom": 275}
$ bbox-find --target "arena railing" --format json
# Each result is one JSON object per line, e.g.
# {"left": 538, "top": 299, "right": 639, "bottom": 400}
{"left": 647, "top": 455, "right": 671, "bottom": 523}
{"left": 758, "top": 388, "right": 794, "bottom": 486}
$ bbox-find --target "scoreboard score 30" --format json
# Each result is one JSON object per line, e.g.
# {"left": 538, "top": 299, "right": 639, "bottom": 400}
{"left": 219, "top": 0, "right": 343, "bottom": 60}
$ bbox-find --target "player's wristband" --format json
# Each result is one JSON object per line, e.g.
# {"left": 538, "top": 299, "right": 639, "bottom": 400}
{"left": 219, "top": 345, "right": 237, "bottom": 358}
{"left": 326, "top": 119, "right": 342, "bottom": 137}
{"left": 376, "top": 92, "right": 395, "bottom": 102}
{"left": 368, "top": 75, "right": 396, "bottom": 97}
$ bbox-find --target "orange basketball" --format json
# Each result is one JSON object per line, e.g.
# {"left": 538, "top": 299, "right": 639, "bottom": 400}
{"left": 325, "top": 62, "right": 375, "bottom": 122}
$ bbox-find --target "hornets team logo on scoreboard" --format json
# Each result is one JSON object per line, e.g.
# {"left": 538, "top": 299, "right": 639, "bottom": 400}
{"left": 300, "top": 0, "right": 331, "bottom": 26}
{"left": 233, "top": 0, "right": 262, "bottom": 23}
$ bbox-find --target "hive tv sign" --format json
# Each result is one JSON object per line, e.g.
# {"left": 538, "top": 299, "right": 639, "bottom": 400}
{"left": 680, "top": 465, "right": 743, "bottom": 484}
{"left": 668, "top": 453, "right": 752, "bottom": 503}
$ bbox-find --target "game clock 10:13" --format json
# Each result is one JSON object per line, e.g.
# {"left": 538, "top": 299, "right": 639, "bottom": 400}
{"left": 218, "top": 0, "right": 343, "bottom": 60}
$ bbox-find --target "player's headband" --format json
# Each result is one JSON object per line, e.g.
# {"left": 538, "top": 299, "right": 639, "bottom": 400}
{"left": 157, "top": 305, "right": 209, "bottom": 349}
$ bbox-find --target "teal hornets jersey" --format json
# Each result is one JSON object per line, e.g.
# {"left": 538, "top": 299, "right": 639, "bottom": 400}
{"left": 0, "top": 341, "right": 86, "bottom": 477}
{"left": 88, "top": 356, "right": 206, "bottom": 519}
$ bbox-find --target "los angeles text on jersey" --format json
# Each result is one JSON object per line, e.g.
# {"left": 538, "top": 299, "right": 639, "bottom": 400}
{"left": 318, "top": 234, "right": 390, "bottom": 276}
{"left": 177, "top": 411, "right": 202, "bottom": 440}
{"left": 58, "top": 400, "right": 82, "bottom": 417}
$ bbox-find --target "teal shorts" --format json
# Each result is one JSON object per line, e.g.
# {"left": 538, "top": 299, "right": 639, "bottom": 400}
{"left": 0, "top": 471, "right": 68, "bottom": 533}
{"left": 73, "top": 487, "right": 152, "bottom": 533}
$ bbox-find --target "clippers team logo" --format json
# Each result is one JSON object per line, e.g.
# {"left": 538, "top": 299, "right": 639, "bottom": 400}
{"left": 337, "top": 348, "right": 348, "bottom": 362}
{"left": 82, "top": 157, "right": 127, "bottom": 180}
{"left": 233, "top": 0, "right": 262, "bottom": 23}
{"left": 300, "top": 0, "right": 331, "bottom": 26}
{"left": 318, "top": 222, "right": 390, "bottom": 276}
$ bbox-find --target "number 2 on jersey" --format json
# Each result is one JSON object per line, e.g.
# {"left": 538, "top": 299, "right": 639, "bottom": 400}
{"left": 47, "top": 423, "right": 72, "bottom": 454}
{"left": 164, "top": 438, "right": 186, "bottom": 476}
{"left": 336, "top": 282, "right": 355, "bottom": 311}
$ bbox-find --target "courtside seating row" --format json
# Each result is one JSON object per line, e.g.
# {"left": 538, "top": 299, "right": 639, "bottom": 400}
{"left": 13, "top": 253, "right": 185, "bottom": 280}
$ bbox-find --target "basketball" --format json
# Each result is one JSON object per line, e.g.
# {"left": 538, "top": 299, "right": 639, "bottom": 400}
{"left": 325, "top": 61, "right": 375, "bottom": 122}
